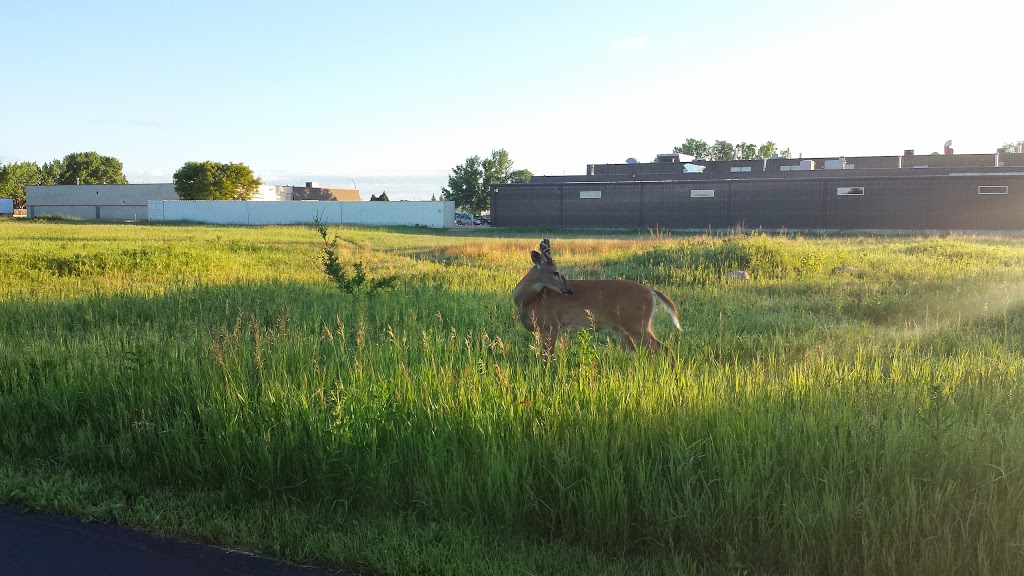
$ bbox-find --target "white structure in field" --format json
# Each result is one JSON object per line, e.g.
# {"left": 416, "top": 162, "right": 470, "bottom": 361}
{"left": 26, "top": 183, "right": 448, "bottom": 227}
{"left": 0, "top": 198, "right": 14, "bottom": 216}
{"left": 251, "top": 185, "right": 292, "bottom": 201}
{"left": 148, "top": 200, "right": 456, "bottom": 228}
{"left": 26, "top": 184, "right": 179, "bottom": 220}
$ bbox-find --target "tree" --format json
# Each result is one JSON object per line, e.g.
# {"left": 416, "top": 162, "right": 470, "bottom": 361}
{"left": 430, "top": 193, "right": 437, "bottom": 201}
{"left": 45, "top": 151, "right": 128, "bottom": 185}
{"left": 370, "top": 191, "right": 390, "bottom": 201}
{"left": 173, "top": 161, "right": 261, "bottom": 200}
{"left": 441, "top": 155, "right": 485, "bottom": 213}
{"left": 735, "top": 142, "right": 758, "bottom": 160}
{"left": 710, "top": 140, "right": 736, "bottom": 161}
{"left": 441, "top": 149, "right": 531, "bottom": 214}
{"left": 673, "top": 138, "right": 711, "bottom": 159}
{"left": 0, "top": 161, "right": 44, "bottom": 209}
{"left": 998, "top": 141, "right": 1023, "bottom": 154}
{"left": 483, "top": 149, "right": 533, "bottom": 186}
{"left": 756, "top": 141, "right": 778, "bottom": 159}
{"left": 673, "top": 138, "right": 790, "bottom": 160}
{"left": 40, "top": 160, "right": 62, "bottom": 184}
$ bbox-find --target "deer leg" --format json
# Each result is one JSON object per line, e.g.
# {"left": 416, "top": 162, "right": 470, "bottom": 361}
{"left": 615, "top": 329, "right": 638, "bottom": 352}
{"left": 644, "top": 328, "right": 678, "bottom": 367}
{"left": 641, "top": 329, "right": 662, "bottom": 355}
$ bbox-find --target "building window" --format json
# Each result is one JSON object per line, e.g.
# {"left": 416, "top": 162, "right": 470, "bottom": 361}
{"left": 730, "top": 166, "right": 752, "bottom": 172}
{"left": 780, "top": 165, "right": 799, "bottom": 171}
{"left": 579, "top": 191, "right": 601, "bottom": 199}
{"left": 690, "top": 189, "right": 715, "bottom": 198}
{"left": 978, "top": 185, "right": 1008, "bottom": 195}
{"left": 837, "top": 187, "right": 865, "bottom": 196}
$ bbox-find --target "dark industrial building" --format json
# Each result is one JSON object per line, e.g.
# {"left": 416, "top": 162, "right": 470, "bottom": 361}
{"left": 490, "top": 151, "right": 1024, "bottom": 231}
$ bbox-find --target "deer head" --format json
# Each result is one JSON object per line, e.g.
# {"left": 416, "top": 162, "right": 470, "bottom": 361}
{"left": 528, "top": 238, "right": 573, "bottom": 295}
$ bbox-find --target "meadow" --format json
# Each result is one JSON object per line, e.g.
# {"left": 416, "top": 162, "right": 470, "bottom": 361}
{"left": 1, "top": 220, "right": 1023, "bottom": 575}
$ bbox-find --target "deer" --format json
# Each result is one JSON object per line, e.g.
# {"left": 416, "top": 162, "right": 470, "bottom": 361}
{"left": 512, "top": 238, "right": 681, "bottom": 360}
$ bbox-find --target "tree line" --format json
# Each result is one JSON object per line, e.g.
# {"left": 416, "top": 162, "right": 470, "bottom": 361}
{"left": 0, "top": 152, "right": 263, "bottom": 208}
{"left": 672, "top": 138, "right": 792, "bottom": 161}
{"left": 998, "top": 141, "right": 1024, "bottom": 154}
{"left": 0, "top": 152, "right": 128, "bottom": 209}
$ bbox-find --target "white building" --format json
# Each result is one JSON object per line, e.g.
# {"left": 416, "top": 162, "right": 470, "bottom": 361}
{"left": 26, "top": 184, "right": 179, "bottom": 220}
{"left": 26, "top": 183, "right": 299, "bottom": 220}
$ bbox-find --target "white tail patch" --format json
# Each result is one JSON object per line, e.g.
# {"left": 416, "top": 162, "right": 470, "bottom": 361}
{"left": 652, "top": 291, "right": 681, "bottom": 330}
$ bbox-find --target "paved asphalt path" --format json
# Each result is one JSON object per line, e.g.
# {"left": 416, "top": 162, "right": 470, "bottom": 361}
{"left": 0, "top": 504, "right": 348, "bottom": 575}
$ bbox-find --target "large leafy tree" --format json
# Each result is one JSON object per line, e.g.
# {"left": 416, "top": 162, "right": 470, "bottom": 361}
{"left": 998, "top": 141, "right": 1023, "bottom": 154}
{"left": 0, "top": 161, "right": 45, "bottom": 209}
{"left": 673, "top": 138, "right": 712, "bottom": 159}
{"left": 441, "top": 155, "right": 485, "bottom": 213}
{"left": 46, "top": 151, "right": 128, "bottom": 185}
{"left": 40, "top": 160, "right": 62, "bottom": 184}
{"left": 735, "top": 142, "right": 758, "bottom": 160}
{"left": 756, "top": 141, "right": 778, "bottom": 160}
{"left": 710, "top": 140, "right": 737, "bottom": 161}
{"left": 173, "top": 161, "right": 261, "bottom": 200}
{"left": 442, "top": 149, "right": 531, "bottom": 214}
{"left": 482, "top": 149, "right": 533, "bottom": 187}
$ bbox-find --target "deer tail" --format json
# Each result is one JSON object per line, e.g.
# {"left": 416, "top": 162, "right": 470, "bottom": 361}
{"left": 653, "top": 290, "right": 681, "bottom": 330}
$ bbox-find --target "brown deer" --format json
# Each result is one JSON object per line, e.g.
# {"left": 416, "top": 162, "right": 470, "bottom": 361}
{"left": 512, "top": 239, "right": 681, "bottom": 359}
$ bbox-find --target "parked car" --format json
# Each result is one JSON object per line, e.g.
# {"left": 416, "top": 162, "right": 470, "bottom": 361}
{"left": 455, "top": 212, "right": 475, "bottom": 225}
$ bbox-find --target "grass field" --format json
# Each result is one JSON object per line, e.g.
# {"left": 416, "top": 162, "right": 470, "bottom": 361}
{"left": 2, "top": 220, "right": 1024, "bottom": 575}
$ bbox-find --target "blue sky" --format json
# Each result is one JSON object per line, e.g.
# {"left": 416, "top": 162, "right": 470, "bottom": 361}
{"left": 2, "top": 0, "right": 1020, "bottom": 199}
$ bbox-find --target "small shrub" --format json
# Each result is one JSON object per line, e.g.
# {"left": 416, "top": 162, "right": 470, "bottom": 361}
{"left": 315, "top": 220, "right": 397, "bottom": 296}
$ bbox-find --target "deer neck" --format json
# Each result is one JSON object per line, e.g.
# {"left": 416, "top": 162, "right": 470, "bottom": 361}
{"left": 512, "top": 274, "right": 545, "bottom": 317}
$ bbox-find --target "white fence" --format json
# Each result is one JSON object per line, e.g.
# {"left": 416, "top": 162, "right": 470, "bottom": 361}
{"left": 148, "top": 200, "right": 456, "bottom": 228}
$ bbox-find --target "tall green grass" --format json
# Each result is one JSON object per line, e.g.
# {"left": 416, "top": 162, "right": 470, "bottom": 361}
{"left": 2, "top": 221, "right": 1024, "bottom": 574}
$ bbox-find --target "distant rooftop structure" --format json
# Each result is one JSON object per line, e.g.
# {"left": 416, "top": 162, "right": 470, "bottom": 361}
{"left": 655, "top": 153, "right": 695, "bottom": 163}
{"left": 289, "top": 183, "right": 361, "bottom": 202}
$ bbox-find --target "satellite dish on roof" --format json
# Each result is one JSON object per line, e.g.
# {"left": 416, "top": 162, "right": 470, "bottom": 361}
{"left": 944, "top": 140, "right": 953, "bottom": 148}
{"left": 625, "top": 158, "right": 639, "bottom": 164}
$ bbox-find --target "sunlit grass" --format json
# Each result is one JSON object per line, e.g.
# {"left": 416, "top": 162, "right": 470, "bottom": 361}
{"left": 2, "top": 220, "right": 1024, "bottom": 575}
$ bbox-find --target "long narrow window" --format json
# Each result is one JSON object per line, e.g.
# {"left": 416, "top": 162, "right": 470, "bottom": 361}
{"left": 978, "top": 185, "right": 1008, "bottom": 195}
{"left": 837, "top": 187, "right": 865, "bottom": 196}
{"left": 690, "top": 189, "right": 715, "bottom": 198}
{"left": 579, "top": 191, "right": 601, "bottom": 199}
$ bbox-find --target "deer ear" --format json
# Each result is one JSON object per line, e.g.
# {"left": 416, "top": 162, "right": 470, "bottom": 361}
{"left": 530, "top": 250, "right": 543, "bottom": 265}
